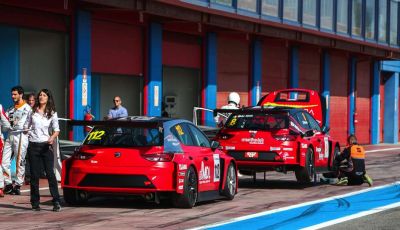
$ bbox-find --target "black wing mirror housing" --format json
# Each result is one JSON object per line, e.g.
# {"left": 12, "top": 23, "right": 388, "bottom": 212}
{"left": 211, "top": 140, "right": 220, "bottom": 150}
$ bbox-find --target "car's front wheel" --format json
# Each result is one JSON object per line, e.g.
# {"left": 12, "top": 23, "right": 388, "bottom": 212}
{"left": 295, "top": 147, "right": 315, "bottom": 183}
{"left": 172, "top": 166, "right": 198, "bottom": 208}
{"left": 222, "top": 162, "right": 237, "bottom": 200}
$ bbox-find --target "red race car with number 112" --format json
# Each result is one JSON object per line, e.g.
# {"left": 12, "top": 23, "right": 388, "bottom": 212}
{"left": 62, "top": 117, "right": 238, "bottom": 208}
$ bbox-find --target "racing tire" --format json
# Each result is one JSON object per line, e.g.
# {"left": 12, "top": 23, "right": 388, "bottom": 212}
{"left": 172, "top": 166, "right": 198, "bottom": 208}
{"left": 323, "top": 145, "right": 340, "bottom": 178}
{"left": 63, "top": 188, "right": 87, "bottom": 205}
{"left": 222, "top": 163, "right": 237, "bottom": 200}
{"left": 295, "top": 147, "right": 315, "bottom": 183}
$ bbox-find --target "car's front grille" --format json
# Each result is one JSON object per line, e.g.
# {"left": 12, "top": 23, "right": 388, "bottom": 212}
{"left": 78, "top": 174, "right": 155, "bottom": 188}
{"left": 228, "top": 151, "right": 278, "bottom": 161}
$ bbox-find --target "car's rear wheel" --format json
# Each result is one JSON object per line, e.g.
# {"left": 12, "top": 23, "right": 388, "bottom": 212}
{"left": 172, "top": 166, "right": 198, "bottom": 208}
{"left": 295, "top": 147, "right": 315, "bottom": 183}
{"left": 222, "top": 163, "right": 237, "bottom": 200}
{"left": 63, "top": 188, "right": 88, "bottom": 205}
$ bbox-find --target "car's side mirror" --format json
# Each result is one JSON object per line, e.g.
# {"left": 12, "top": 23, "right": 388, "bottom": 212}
{"left": 210, "top": 140, "right": 220, "bottom": 150}
{"left": 322, "top": 126, "right": 330, "bottom": 134}
{"left": 303, "top": 130, "right": 314, "bottom": 137}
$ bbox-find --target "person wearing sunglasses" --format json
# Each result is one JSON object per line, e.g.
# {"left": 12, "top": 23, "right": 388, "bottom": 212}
{"left": 105, "top": 96, "right": 128, "bottom": 120}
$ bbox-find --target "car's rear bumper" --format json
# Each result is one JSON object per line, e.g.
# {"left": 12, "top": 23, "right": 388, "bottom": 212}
{"left": 236, "top": 161, "right": 300, "bottom": 171}
{"left": 62, "top": 165, "right": 176, "bottom": 193}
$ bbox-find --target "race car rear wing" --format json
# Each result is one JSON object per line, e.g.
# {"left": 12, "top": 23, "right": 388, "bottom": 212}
{"left": 67, "top": 119, "right": 162, "bottom": 128}
{"left": 213, "top": 108, "right": 289, "bottom": 117}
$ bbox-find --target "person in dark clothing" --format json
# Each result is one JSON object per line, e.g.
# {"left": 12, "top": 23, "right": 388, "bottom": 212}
{"left": 335, "top": 135, "right": 373, "bottom": 186}
{"left": 24, "top": 89, "right": 61, "bottom": 211}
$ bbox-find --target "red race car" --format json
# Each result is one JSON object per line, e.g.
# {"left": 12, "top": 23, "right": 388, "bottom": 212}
{"left": 214, "top": 89, "right": 340, "bottom": 183}
{"left": 62, "top": 117, "right": 237, "bottom": 208}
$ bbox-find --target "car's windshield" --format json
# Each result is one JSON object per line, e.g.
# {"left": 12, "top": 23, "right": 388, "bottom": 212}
{"left": 225, "top": 113, "right": 289, "bottom": 130}
{"left": 83, "top": 126, "right": 163, "bottom": 147}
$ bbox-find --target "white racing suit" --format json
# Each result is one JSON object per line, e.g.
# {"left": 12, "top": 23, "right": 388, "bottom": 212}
{"left": 1, "top": 103, "right": 31, "bottom": 187}
{"left": 214, "top": 103, "right": 239, "bottom": 125}
{"left": 0, "top": 104, "right": 11, "bottom": 189}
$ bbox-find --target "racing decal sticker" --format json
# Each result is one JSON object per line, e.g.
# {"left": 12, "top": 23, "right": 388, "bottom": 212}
{"left": 241, "top": 137, "right": 264, "bottom": 145}
{"left": 225, "top": 146, "right": 236, "bottom": 150}
{"left": 316, "top": 147, "right": 322, "bottom": 153}
{"left": 165, "top": 134, "right": 181, "bottom": 146}
{"left": 178, "top": 179, "right": 184, "bottom": 184}
{"left": 228, "top": 117, "right": 237, "bottom": 126}
{"left": 178, "top": 171, "right": 186, "bottom": 176}
{"left": 199, "top": 161, "right": 211, "bottom": 184}
{"left": 283, "top": 147, "right": 293, "bottom": 151}
{"left": 301, "top": 143, "right": 308, "bottom": 149}
{"left": 175, "top": 125, "right": 184, "bottom": 136}
{"left": 178, "top": 164, "right": 187, "bottom": 170}
{"left": 87, "top": 130, "right": 105, "bottom": 140}
{"left": 282, "top": 152, "right": 295, "bottom": 160}
{"left": 324, "top": 137, "right": 329, "bottom": 158}
{"left": 213, "top": 154, "right": 220, "bottom": 182}
{"left": 319, "top": 153, "right": 324, "bottom": 160}
{"left": 270, "top": 147, "right": 281, "bottom": 151}
{"left": 178, "top": 185, "right": 183, "bottom": 190}
{"left": 245, "top": 152, "right": 258, "bottom": 158}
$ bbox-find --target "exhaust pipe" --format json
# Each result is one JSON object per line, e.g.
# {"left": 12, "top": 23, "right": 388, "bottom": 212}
{"left": 143, "top": 193, "right": 160, "bottom": 204}
{"left": 78, "top": 191, "right": 88, "bottom": 201}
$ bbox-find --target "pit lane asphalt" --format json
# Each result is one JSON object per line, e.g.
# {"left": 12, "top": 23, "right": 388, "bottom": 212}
{"left": 0, "top": 144, "right": 399, "bottom": 229}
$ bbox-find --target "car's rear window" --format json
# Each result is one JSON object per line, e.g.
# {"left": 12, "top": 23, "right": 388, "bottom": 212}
{"left": 275, "top": 91, "right": 309, "bottom": 102}
{"left": 83, "top": 126, "right": 163, "bottom": 147}
{"left": 225, "top": 113, "right": 289, "bottom": 130}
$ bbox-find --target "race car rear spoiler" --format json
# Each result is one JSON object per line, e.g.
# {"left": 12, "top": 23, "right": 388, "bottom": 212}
{"left": 67, "top": 119, "right": 161, "bottom": 128}
{"left": 213, "top": 108, "right": 289, "bottom": 117}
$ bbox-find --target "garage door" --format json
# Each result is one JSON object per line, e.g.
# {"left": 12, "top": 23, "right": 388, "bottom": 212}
{"left": 217, "top": 35, "right": 249, "bottom": 108}
{"left": 299, "top": 46, "right": 321, "bottom": 91}
{"left": 329, "top": 51, "right": 348, "bottom": 145}
{"left": 355, "top": 60, "right": 371, "bottom": 144}
{"left": 262, "top": 39, "right": 288, "bottom": 95}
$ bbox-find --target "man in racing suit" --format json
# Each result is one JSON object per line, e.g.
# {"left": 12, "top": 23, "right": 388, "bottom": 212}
{"left": 1, "top": 86, "right": 32, "bottom": 195}
{"left": 335, "top": 135, "right": 373, "bottom": 186}
{"left": 0, "top": 103, "right": 11, "bottom": 197}
{"left": 214, "top": 92, "right": 241, "bottom": 125}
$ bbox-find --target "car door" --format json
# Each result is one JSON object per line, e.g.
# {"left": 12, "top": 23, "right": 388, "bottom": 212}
{"left": 304, "top": 112, "right": 328, "bottom": 167}
{"left": 186, "top": 123, "right": 218, "bottom": 191}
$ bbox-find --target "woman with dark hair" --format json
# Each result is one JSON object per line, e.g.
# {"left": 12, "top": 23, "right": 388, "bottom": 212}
{"left": 24, "top": 89, "right": 61, "bottom": 211}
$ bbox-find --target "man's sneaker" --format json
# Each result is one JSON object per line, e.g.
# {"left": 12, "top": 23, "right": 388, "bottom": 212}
{"left": 364, "top": 174, "right": 373, "bottom": 187}
{"left": 3, "top": 184, "right": 13, "bottom": 194}
{"left": 52, "top": 202, "right": 61, "bottom": 212}
{"left": 32, "top": 204, "right": 41, "bottom": 211}
{"left": 336, "top": 177, "right": 348, "bottom": 186}
{"left": 0, "top": 189, "right": 4, "bottom": 197}
{"left": 12, "top": 185, "right": 21, "bottom": 195}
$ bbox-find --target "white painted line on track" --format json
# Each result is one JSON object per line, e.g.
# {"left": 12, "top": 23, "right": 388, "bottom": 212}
{"left": 301, "top": 201, "right": 400, "bottom": 230}
{"left": 190, "top": 181, "right": 400, "bottom": 230}
{"left": 365, "top": 147, "right": 400, "bottom": 153}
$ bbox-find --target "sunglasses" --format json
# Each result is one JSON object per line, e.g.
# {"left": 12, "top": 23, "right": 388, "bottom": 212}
{"left": 113, "top": 99, "right": 120, "bottom": 102}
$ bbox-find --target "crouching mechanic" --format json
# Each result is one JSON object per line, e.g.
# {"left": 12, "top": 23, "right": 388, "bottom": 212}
{"left": 1, "top": 86, "right": 32, "bottom": 195}
{"left": 335, "top": 135, "right": 373, "bottom": 186}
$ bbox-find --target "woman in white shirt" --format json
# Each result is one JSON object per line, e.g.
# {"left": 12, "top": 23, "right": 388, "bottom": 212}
{"left": 24, "top": 89, "right": 61, "bottom": 211}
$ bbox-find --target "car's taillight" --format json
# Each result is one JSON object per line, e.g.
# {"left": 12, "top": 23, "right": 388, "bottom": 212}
{"left": 141, "top": 153, "right": 174, "bottom": 162}
{"left": 272, "top": 135, "right": 297, "bottom": 141}
{"left": 73, "top": 151, "right": 95, "bottom": 160}
{"left": 217, "top": 133, "right": 234, "bottom": 140}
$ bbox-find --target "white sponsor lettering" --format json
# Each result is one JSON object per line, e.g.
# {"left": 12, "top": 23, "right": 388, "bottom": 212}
{"left": 178, "top": 179, "right": 184, "bottom": 184}
{"left": 225, "top": 146, "right": 236, "bottom": 150}
{"left": 179, "top": 164, "right": 187, "bottom": 170}
{"left": 90, "top": 160, "right": 98, "bottom": 164}
{"left": 270, "top": 147, "right": 281, "bottom": 151}
{"left": 241, "top": 137, "right": 264, "bottom": 145}
{"left": 319, "top": 153, "right": 324, "bottom": 160}
{"left": 178, "top": 172, "right": 185, "bottom": 176}
{"left": 178, "top": 185, "right": 183, "bottom": 190}
{"left": 316, "top": 147, "right": 322, "bottom": 153}
{"left": 283, "top": 147, "right": 293, "bottom": 151}
{"left": 246, "top": 152, "right": 258, "bottom": 158}
{"left": 301, "top": 143, "right": 308, "bottom": 149}
{"left": 199, "top": 161, "right": 211, "bottom": 184}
